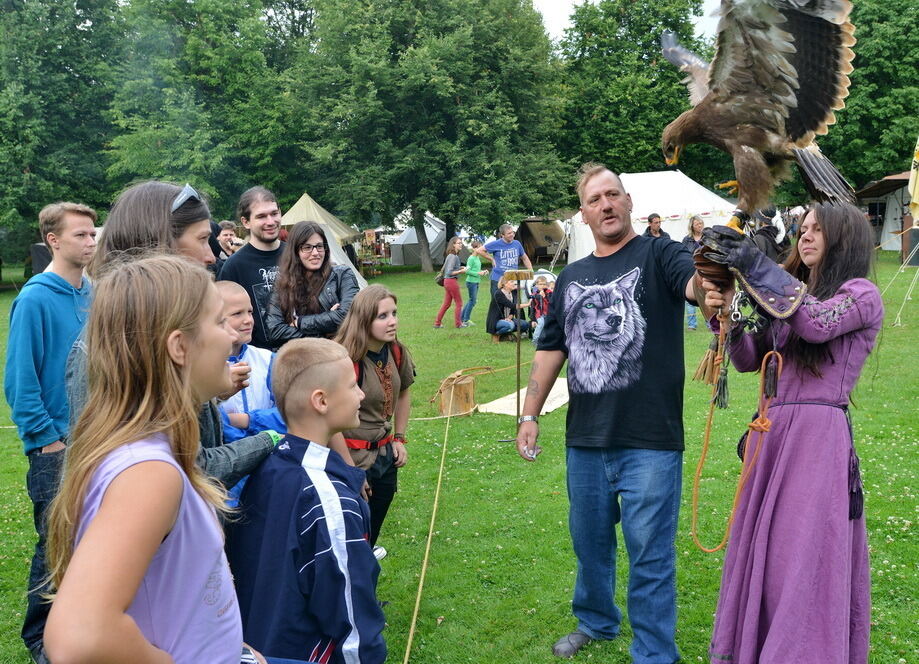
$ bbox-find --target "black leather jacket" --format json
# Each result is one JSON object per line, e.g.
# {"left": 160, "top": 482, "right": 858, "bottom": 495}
{"left": 265, "top": 264, "right": 359, "bottom": 345}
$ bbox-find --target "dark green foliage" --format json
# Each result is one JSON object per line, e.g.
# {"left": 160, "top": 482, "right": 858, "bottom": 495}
{"left": 818, "top": 0, "right": 919, "bottom": 189}
{"left": 558, "top": 0, "right": 726, "bottom": 189}
{"left": 292, "top": 0, "right": 570, "bottom": 270}
{"left": 0, "top": 0, "right": 123, "bottom": 259}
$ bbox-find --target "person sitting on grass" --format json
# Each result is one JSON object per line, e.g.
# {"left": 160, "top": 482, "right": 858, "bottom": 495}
{"left": 226, "top": 338, "right": 387, "bottom": 664}
{"left": 486, "top": 273, "right": 530, "bottom": 338}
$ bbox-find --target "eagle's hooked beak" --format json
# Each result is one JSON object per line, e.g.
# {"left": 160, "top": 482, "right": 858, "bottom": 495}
{"left": 665, "top": 145, "right": 681, "bottom": 166}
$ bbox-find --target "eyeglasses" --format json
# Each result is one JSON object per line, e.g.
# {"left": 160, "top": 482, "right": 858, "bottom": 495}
{"left": 299, "top": 243, "right": 326, "bottom": 254}
{"left": 171, "top": 183, "right": 202, "bottom": 213}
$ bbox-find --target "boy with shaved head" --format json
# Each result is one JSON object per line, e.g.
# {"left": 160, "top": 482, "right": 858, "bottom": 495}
{"left": 226, "top": 338, "right": 387, "bottom": 663}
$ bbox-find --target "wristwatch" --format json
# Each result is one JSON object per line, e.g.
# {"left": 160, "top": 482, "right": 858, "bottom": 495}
{"left": 518, "top": 415, "right": 539, "bottom": 424}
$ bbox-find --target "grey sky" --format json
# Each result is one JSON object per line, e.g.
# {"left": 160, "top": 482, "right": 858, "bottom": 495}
{"left": 532, "top": 0, "right": 721, "bottom": 42}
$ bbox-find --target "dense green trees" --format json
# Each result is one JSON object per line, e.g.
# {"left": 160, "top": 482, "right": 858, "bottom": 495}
{"left": 820, "top": 0, "right": 919, "bottom": 189}
{"left": 0, "top": 0, "right": 122, "bottom": 258}
{"left": 292, "top": 0, "right": 569, "bottom": 269}
{"left": 0, "top": 0, "right": 916, "bottom": 265}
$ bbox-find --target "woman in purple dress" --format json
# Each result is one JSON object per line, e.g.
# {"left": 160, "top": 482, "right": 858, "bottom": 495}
{"left": 701, "top": 202, "right": 881, "bottom": 664}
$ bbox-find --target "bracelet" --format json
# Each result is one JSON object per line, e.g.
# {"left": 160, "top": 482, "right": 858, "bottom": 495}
{"left": 517, "top": 415, "right": 539, "bottom": 424}
{"left": 265, "top": 430, "right": 283, "bottom": 446}
{"left": 392, "top": 433, "right": 407, "bottom": 444}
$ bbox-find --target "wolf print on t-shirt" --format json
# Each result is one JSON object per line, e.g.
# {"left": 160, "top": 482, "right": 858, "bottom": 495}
{"left": 564, "top": 267, "right": 646, "bottom": 394}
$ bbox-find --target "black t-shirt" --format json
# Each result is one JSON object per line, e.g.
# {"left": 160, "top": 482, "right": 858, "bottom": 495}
{"left": 217, "top": 242, "right": 286, "bottom": 349}
{"left": 537, "top": 235, "right": 695, "bottom": 450}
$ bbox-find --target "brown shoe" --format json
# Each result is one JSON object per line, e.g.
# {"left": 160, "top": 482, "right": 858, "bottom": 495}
{"left": 552, "top": 630, "right": 593, "bottom": 658}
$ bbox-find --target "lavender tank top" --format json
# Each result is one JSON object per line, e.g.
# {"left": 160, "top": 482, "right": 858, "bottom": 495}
{"left": 76, "top": 435, "right": 242, "bottom": 663}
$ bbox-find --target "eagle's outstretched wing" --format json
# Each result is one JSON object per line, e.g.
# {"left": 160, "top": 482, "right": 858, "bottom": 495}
{"left": 708, "top": 0, "right": 855, "bottom": 145}
{"left": 661, "top": 31, "right": 710, "bottom": 106}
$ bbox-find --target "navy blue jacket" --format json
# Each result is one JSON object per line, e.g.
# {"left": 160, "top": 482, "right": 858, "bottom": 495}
{"left": 226, "top": 435, "right": 386, "bottom": 663}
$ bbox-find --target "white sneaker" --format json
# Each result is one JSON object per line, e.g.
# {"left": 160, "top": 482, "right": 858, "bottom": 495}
{"left": 373, "top": 545, "right": 387, "bottom": 561}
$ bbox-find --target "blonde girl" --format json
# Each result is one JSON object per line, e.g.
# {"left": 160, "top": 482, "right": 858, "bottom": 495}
{"left": 44, "top": 255, "right": 264, "bottom": 663}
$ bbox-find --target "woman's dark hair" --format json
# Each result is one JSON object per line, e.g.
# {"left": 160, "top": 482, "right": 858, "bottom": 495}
{"left": 88, "top": 180, "right": 210, "bottom": 279}
{"left": 444, "top": 236, "right": 462, "bottom": 257}
{"left": 275, "top": 221, "right": 332, "bottom": 321}
{"left": 779, "top": 202, "right": 875, "bottom": 375}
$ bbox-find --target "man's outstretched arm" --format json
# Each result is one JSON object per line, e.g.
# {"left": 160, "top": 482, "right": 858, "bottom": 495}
{"left": 515, "top": 349, "right": 566, "bottom": 462}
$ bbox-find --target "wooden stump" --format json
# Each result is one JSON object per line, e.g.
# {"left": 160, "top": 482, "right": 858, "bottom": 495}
{"left": 438, "top": 372, "right": 476, "bottom": 416}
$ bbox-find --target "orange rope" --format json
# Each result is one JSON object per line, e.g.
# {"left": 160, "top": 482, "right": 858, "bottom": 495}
{"left": 690, "top": 324, "right": 784, "bottom": 553}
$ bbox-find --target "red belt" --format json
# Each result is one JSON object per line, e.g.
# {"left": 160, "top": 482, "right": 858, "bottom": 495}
{"left": 345, "top": 433, "right": 393, "bottom": 451}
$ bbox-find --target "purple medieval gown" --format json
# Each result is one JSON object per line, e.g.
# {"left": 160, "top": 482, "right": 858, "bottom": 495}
{"left": 709, "top": 278, "right": 883, "bottom": 664}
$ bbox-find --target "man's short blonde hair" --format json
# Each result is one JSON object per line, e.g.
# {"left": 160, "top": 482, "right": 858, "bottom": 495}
{"left": 39, "top": 202, "right": 97, "bottom": 243}
{"left": 272, "top": 338, "right": 350, "bottom": 421}
{"left": 575, "top": 162, "right": 622, "bottom": 203}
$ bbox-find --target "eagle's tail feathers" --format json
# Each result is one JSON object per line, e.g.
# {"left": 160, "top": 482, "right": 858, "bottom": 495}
{"left": 792, "top": 146, "right": 856, "bottom": 205}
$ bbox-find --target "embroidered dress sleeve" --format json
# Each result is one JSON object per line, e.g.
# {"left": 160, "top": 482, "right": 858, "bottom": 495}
{"left": 786, "top": 279, "right": 883, "bottom": 344}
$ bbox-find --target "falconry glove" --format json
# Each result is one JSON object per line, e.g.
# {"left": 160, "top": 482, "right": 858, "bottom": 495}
{"left": 701, "top": 225, "right": 806, "bottom": 319}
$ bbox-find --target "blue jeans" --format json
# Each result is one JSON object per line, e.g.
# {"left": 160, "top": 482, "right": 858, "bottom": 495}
{"left": 495, "top": 318, "right": 527, "bottom": 334}
{"left": 461, "top": 281, "right": 479, "bottom": 322}
{"left": 23, "top": 448, "right": 66, "bottom": 651}
{"left": 531, "top": 316, "right": 546, "bottom": 345}
{"left": 566, "top": 446, "right": 682, "bottom": 664}
{"left": 685, "top": 302, "right": 697, "bottom": 330}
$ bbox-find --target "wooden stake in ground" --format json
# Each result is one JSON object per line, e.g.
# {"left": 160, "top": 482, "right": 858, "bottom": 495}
{"left": 504, "top": 269, "right": 532, "bottom": 437}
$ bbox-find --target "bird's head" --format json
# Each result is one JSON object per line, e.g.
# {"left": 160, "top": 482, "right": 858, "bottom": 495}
{"left": 662, "top": 123, "right": 683, "bottom": 166}
{"left": 662, "top": 112, "right": 698, "bottom": 166}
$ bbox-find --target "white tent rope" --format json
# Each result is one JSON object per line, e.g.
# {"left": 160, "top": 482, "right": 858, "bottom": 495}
{"left": 892, "top": 264, "right": 919, "bottom": 327}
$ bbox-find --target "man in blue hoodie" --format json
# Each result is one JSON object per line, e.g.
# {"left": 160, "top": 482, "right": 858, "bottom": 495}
{"left": 4, "top": 201, "right": 97, "bottom": 663}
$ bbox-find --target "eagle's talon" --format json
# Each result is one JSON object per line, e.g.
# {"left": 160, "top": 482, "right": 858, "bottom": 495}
{"left": 717, "top": 180, "right": 740, "bottom": 196}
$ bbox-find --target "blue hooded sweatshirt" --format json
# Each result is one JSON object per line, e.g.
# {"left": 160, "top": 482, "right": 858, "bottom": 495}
{"left": 4, "top": 271, "right": 92, "bottom": 454}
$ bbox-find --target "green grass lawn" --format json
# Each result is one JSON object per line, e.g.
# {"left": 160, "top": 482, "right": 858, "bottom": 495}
{"left": 1, "top": 254, "right": 916, "bottom": 663}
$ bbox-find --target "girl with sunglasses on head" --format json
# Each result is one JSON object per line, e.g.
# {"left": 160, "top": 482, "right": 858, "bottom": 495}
{"left": 69, "top": 180, "right": 276, "bottom": 490}
{"left": 701, "top": 202, "right": 882, "bottom": 664}
{"left": 266, "top": 221, "right": 360, "bottom": 347}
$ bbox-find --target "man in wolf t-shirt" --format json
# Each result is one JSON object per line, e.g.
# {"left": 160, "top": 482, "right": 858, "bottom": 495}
{"left": 516, "top": 164, "right": 700, "bottom": 664}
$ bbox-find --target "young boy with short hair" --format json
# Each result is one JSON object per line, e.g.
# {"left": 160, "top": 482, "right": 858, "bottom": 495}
{"left": 226, "top": 338, "right": 386, "bottom": 663}
{"left": 216, "top": 281, "right": 275, "bottom": 425}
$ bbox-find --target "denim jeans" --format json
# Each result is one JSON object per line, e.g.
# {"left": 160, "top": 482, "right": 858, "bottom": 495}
{"left": 531, "top": 316, "right": 546, "bottom": 345}
{"left": 495, "top": 318, "right": 527, "bottom": 334}
{"left": 461, "top": 281, "right": 479, "bottom": 322}
{"left": 565, "top": 446, "right": 682, "bottom": 664}
{"left": 685, "top": 302, "right": 697, "bottom": 330}
{"left": 23, "top": 448, "right": 66, "bottom": 651}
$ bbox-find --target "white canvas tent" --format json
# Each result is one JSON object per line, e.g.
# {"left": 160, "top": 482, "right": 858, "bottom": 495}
{"left": 280, "top": 193, "right": 367, "bottom": 288}
{"left": 281, "top": 192, "right": 362, "bottom": 244}
{"left": 566, "top": 170, "right": 737, "bottom": 262}
{"left": 389, "top": 210, "right": 448, "bottom": 266}
{"left": 856, "top": 171, "right": 912, "bottom": 252}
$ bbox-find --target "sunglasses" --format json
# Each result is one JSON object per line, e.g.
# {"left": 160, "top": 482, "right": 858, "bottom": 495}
{"left": 171, "top": 183, "right": 202, "bottom": 213}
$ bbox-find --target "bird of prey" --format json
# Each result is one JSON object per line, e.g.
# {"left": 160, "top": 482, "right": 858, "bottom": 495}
{"left": 660, "top": 0, "right": 857, "bottom": 214}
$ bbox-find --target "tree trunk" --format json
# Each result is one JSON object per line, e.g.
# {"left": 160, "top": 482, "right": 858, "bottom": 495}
{"left": 412, "top": 205, "right": 435, "bottom": 272}
{"left": 443, "top": 216, "right": 457, "bottom": 245}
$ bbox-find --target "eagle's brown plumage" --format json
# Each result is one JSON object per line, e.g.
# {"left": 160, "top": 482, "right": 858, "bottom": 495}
{"left": 661, "top": 0, "right": 856, "bottom": 212}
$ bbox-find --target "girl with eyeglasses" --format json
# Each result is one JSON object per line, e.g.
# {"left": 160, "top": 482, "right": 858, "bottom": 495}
{"left": 266, "top": 221, "right": 360, "bottom": 346}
